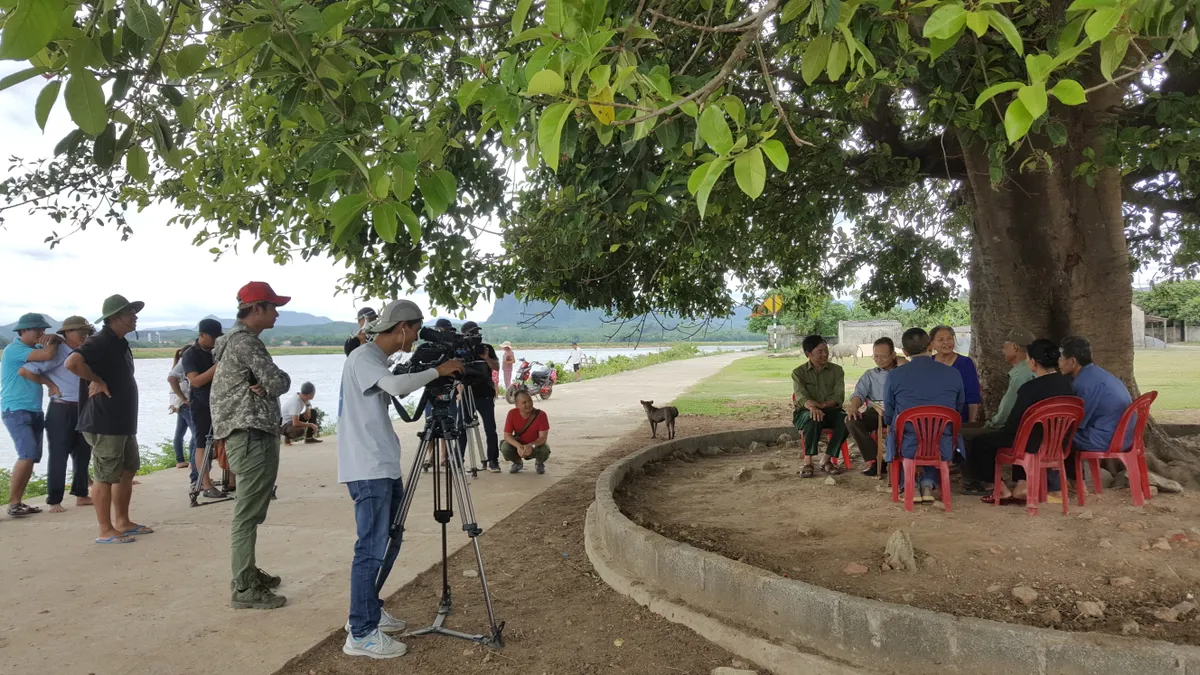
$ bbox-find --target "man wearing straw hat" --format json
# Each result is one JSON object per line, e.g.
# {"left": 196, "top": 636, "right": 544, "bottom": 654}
{"left": 66, "top": 295, "right": 151, "bottom": 543}
{"left": 2, "top": 312, "right": 60, "bottom": 517}
{"left": 20, "top": 315, "right": 96, "bottom": 513}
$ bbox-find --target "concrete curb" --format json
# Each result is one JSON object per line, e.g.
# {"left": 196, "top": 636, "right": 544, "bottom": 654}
{"left": 585, "top": 426, "right": 1200, "bottom": 675}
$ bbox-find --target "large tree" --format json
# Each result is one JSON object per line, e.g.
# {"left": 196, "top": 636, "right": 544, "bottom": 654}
{"left": 2, "top": 0, "right": 1199, "bottom": 477}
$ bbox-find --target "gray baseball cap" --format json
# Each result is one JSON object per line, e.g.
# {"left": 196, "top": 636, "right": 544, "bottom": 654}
{"left": 366, "top": 299, "right": 424, "bottom": 334}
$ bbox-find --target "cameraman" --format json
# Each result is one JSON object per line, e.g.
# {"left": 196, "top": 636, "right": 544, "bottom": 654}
{"left": 338, "top": 299, "right": 463, "bottom": 659}
{"left": 459, "top": 321, "right": 501, "bottom": 473}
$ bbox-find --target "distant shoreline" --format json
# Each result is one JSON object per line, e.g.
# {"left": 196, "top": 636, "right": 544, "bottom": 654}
{"left": 127, "top": 342, "right": 764, "bottom": 359}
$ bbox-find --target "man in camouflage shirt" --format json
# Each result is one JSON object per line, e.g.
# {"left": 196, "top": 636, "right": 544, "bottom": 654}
{"left": 212, "top": 282, "right": 293, "bottom": 610}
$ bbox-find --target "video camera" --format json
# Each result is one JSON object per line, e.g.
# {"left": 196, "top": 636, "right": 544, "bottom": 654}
{"left": 394, "top": 326, "right": 491, "bottom": 391}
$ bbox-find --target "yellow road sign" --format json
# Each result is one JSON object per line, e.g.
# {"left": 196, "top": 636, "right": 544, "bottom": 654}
{"left": 763, "top": 294, "right": 783, "bottom": 314}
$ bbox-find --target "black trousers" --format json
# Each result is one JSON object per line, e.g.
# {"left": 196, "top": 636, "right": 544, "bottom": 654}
{"left": 967, "top": 430, "right": 1077, "bottom": 487}
{"left": 459, "top": 393, "right": 500, "bottom": 464}
{"left": 45, "top": 402, "right": 91, "bottom": 505}
{"left": 846, "top": 408, "right": 882, "bottom": 462}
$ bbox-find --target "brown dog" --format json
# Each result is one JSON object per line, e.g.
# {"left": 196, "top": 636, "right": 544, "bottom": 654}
{"left": 640, "top": 400, "right": 678, "bottom": 440}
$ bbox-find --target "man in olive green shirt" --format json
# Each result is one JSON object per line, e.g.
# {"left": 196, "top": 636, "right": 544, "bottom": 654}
{"left": 792, "top": 335, "right": 849, "bottom": 477}
{"left": 963, "top": 328, "right": 1036, "bottom": 443}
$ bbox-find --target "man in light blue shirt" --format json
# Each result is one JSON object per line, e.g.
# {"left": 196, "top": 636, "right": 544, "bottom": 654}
{"left": 1059, "top": 336, "right": 1133, "bottom": 451}
{"left": 1, "top": 313, "right": 60, "bottom": 517}
{"left": 21, "top": 316, "right": 95, "bottom": 512}
{"left": 883, "top": 328, "right": 965, "bottom": 504}
{"left": 846, "top": 337, "right": 900, "bottom": 476}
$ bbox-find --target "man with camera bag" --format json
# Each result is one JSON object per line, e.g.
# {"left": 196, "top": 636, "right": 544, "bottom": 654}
{"left": 458, "top": 321, "right": 501, "bottom": 472}
{"left": 339, "top": 299, "right": 464, "bottom": 659}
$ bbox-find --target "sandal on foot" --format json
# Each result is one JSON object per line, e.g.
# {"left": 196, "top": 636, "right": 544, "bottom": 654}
{"left": 981, "top": 494, "right": 1022, "bottom": 506}
{"left": 95, "top": 535, "right": 135, "bottom": 544}
{"left": 799, "top": 465, "right": 815, "bottom": 478}
{"left": 123, "top": 525, "right": 154, "bottom": 536}
{"left": 820, "top": 462, "right": 843, "bottom": 475}
{"left": 7, "top": 503, "right": 41, "bottom": 517}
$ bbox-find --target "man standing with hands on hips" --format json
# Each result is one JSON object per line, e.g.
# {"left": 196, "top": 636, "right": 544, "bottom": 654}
{"left": 212, "top": 282, "right": 293, "bottom": 609}
{"left": 339, "top": 299, "right": 463, "bottom": 659}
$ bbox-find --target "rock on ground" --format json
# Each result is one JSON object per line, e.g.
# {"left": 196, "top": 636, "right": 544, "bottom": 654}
{"left": 1148, "top": 471, "right": 1184, "bottom": 494}
{"left": 776, "top": 433, "right": 792, "bottom": 445}
{"left": 1040, "top": 609, "right": 1062, "bottom": 625}
{"left": 1076, "top": 601, "right": 1105, "bottom": 619}
{"left": 761, "top": 461, "right": 780, "bottom": 471}
{"left": 884, "top": 530, "right": 917, "bottom": 572}
{"left": 1110, "top": 576, "right": 1134, "bottom": 587}
{"left": 734, "top": 467, "right": 753, "bottom": 483}
{"left": 747, "top": 441, "right": 761, "bottom": 451}
{"left": 699, "top": 446, "right": 722, "bottom": 457}
{"left": 1012, "top": 586, "right": 1039, "bottom": 606}
{"left": 824, "top": 476, "right": 837, "bottom": 486}
{"left": 1121, "top": 619, "right": 1141, "bottom": 636}
{"left": 842, "top": 562, "right": 869, "bottom": 576}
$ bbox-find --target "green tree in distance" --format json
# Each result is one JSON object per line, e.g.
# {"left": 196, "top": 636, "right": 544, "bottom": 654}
{"left": 1135, "top": 280, "right": 1200, "bottom": 321}
{"left": 2, "top": 0, "right": 1199, "bottom": 477}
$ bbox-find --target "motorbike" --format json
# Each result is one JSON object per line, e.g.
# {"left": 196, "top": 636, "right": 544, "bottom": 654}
{"left": 505, "top": 359, "right": 557, "bottom": 402}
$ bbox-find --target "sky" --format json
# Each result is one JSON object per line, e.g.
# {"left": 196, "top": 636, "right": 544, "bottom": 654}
{"left": 0, "top": 62, "right": 499, "bottom": 329}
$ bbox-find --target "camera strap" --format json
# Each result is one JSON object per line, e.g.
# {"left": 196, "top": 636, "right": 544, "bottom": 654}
{"left": 390, "top": 388, "right": 430, "bottom": 424}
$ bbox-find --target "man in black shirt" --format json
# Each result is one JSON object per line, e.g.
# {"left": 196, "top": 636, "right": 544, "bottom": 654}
{"left": 183, "top": 318, "right": 225, "bottom": 496}
{"left": 343, "top": 307, "right": 377, "bottom": 356}
{"left": 66, "top": 294, "right": 150, "bottom": 544}
{"left": 459, "top": 321, "right": 501, "bottom": 472}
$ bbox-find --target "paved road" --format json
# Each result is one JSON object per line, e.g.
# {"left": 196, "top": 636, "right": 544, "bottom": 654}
{"left": 0, "top": 350, "right": 752, "bottom": 675}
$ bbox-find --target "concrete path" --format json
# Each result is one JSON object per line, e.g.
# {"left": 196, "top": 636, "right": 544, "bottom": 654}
{"left": 0, "top": 350, "right": 752, "bottom": 675}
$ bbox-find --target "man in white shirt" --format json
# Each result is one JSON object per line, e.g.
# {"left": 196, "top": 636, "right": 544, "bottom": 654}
{"left": 280, "top": 381, "right": 320, "bottom": 444}
{"left": 339, "top": 299, "right": 463, "bottom": 659}
{"left": 565, "top": 342, "right": 583, "bottom": 382}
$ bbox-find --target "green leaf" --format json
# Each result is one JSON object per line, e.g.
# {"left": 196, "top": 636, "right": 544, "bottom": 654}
{"left": 699, "top": 104, "right": 733, "bottom": 155}
{"left": 928, "top": 33, "right": 962, "bottom": 59}
{"left": 734, "top": 148, "right": 766, "bottom": 200}
{"left": 0, "top": 66, "right": 46, "bottom": 93}
{"left": 965, "top": 11, "right": 988, "bottom": 37}
{"left": 176, "top": 44, "right": 207, "bottom": 78}
{"left": 0, "top": 0, "right": 63, "bottom": 61}
{"left": 974, "top": 80, "right": 1021, "bottom": 108}
{"left": 1048, "top": 78, "right": 1086, "bottom": 105}
{"left": 537, "top": 101, "right": 576, "bottom": 172}
{"left": 801, "top": 35, "right": 832, "bottom": 84}
{"left": 512, "top": 0, "right": 534, "bottom": 33}
{"left": 687, "top": 160, "right": 712, "bottom": 195}
{"left": 695, "top": 159, "right": 729, "bottom": 219}
{"left": 718, "top": 95, "right": 745, "bottom": 128}
{"left": 64, "top": 70, "right": 107, "bottom": 136}
{"left": 681, "top": 100, "right": 698, "bottom": 118}
{"left": 457, "top": 78, "right": 485, "bottom": 110}
{"left": 985, "top": 10, "right": 1023, "bottom": 55}
{"left": 336, "top": 142, "right": 372, "bottom": 182}
{"left": 297, "top": 104, "right": 326, "bottom": 132}
{"left": 372, "top": 203, "right": 398, "bottom": 243}
{"left": 396, "top": 203, "right": 421, "bottom": 246}
{"left": 392, "top": 167, "right": 415, "bottom": 201}
{"left": 92, "top": 123, "right": 116, "bottom": 170}
{"left": 1084, "top": 7, "right": 1121, "bottom": 44}
{"left": 761, "top": 139, "right": 789, "bottom": 171}
{"left": 781, "top": 0, "right": 812, "bottom": 24}
{"left": 923, "top": 3, "right": 968, "bottom": 40}
{"left": 628, "top": 27, "right": 658, "bottom": 40}
{"left": 525, "top": 69, "right": 565, "bottom": 96}
{"left": 417, "top": 169, "right": 457, "bottom": 218}
{"left": 545, "top": 0, "right": 564, "bottom": 33}
{"left": 34, "top": 79, "right": 60, "bottom": 131}
{"left": 1099, "top": 32, "right": 1128, "bottom": 81}
{"left": 125, "top": 144, "right": 149, "bottom": 182}
{"left": 1017, "top": 83, "right": 1047, "bottom": 119}
{"left": 1003, "top": 98, "right": 1033, "bottom": 144}
{"left": 124, "top": 0, "right": 165, "bottom": 42}
{"left": 1066, "top": 0, "right": 1117, "bottom": 11}
{"left": 826, "top": 41, "right": 848, "bottom": 81}
{"left": 1056, "top": 15, "right": 1087, "bottom": 53}
{"left": 1046, "top": 121, "right": 1068, "bottom": 146}
{"left": 1024, "top": 53, "right": 1054, "bottom": 83}
{"left": 331, "top": 193, "right": 371, "bottom": 246}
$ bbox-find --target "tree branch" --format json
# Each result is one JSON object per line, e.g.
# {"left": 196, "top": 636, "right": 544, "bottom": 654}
{"left": 343, "top": 17, "right": 511, "bottom": 35}
{"left": 755, "top": 37, "right": 814, "bottom": 148}
{"left": 1124, "top": 187, "right": 1200, "bottom": 216}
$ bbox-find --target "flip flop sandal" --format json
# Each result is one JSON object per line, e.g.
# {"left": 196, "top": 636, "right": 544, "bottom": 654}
{"left": 95, "top": 535, "right": 135, "bottom": 544}
{"left": 123, "top": 525, "right": 154, "bottom": 536}
{"left": 7, "top": 503, "right": 40, "bottom": 517}
{"left": 820, "top": 462, "right": 843, "bottom": 475}
{"left": 980, "top": 494, "right": 1023, "bottom": 506}
{"left": 799, "top": 465, "right": 816, "bottom": 478}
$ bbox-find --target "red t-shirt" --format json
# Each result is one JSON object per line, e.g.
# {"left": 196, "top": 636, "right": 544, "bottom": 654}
{"left": 505, "top": 408, "right": 550, "bottom": 445}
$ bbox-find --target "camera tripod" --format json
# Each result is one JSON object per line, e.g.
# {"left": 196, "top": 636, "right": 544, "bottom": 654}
{"left": 376, "top": 387, "right": 504, "bottom": 648}
{"left": 189, "top": 434, "right": 234, "bottom": 507}
{"left": 423, "top": 384, "right": 486, "bottom": 477}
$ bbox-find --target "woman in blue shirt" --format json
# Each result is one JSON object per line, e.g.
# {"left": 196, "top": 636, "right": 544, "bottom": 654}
{"left": 930, "top": 325, "right": 981, "bottom": 423}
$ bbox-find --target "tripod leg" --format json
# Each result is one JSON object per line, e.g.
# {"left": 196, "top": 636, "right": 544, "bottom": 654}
{"left": 374, "top": 435, "right": 432, "bottom": 595}
{"left": 446, "top": 448, "right": 504, "bottom": 646}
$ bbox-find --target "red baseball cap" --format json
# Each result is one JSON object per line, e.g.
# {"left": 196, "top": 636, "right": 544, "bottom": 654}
{"left": 236, "top": 281, "right": 291, "bottom": 308}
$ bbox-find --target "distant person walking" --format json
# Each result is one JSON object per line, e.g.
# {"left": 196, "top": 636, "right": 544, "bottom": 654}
{"left": 167, "top": 344, "right": 196, "bottom": 469}
{"left": 344, "top": 307, "right": 377, "bottom": 357}
{"left": 21, "top": 316, "right": 95, "bottom": 513}
{"left": 3, "top": 312, "right": 59, "bottom": 517}
{"left": 566, "top": 342, "right": 583, "bottom": 382}
{"left": 66, "top": 295, "right": 152, "bottom": 543}
{"left": 501, "top": 342, "right": 515, "bottom": 388}
{"left": 184, "top": 319, "right": 226, "bottom": 496}
{"left": 212, "top": 282, "right": 292, "bottom": 609}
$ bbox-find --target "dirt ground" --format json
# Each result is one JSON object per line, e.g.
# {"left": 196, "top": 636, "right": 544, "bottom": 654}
{"left": 617, "top": 424, "right": 1200, "bottom": 646}
{"left": 275, "top": 418, "right": 769, "bottom": 675}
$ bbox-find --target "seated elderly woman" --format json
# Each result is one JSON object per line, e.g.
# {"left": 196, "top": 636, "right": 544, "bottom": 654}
{"left": 966, "top": 339, "right": 1075, "bottom": 504}
{"left": 501, "top": 389, "right": 551, "bottom": 474}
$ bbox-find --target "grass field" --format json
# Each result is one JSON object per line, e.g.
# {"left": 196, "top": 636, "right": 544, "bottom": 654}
{"left": 673, "top": 350, "right": 1200, "bottom": 418}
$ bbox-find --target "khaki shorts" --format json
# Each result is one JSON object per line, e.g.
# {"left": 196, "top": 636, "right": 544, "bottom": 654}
{"left": 83, "top": 433, "right": 141, "bottom": 483}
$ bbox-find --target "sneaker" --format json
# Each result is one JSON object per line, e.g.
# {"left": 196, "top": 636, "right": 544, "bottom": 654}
{"left": 229, "top": 568, "right": 280, "bottom": 591}
{"left": 343, "top": 628, "right": 408, "bottom": 659}
{"left": 919, "top": 485, "right": 935, "bottom": 504}
{"left": 487, "top": 461, "right": 501, "bottom": 473}
{"left": 345, "top": 608, "right": 407, "bottom": 634}
{"left": 304, "top": 437, "right": 323, "bottom": 444}
{"left": 509, "top": 462, "right": 523, "bottom": 473}
{"left": 535, "top": 462, "right": 545, "bottom": 474}
{"left": 202, "top": 488, "right": 227, "bottom": 499}
{"left": 231, "top": 584, "right": 287, "bottom": 609}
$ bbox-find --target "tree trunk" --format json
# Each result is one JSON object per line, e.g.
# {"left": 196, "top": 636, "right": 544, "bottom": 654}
{"left": 961, "top": 89, "right": 1199, "bottom": 485}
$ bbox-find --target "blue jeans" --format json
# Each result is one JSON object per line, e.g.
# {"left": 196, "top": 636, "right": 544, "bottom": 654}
{"left": 174, "top": 406, "right": 197, "bottom": 466}
{"left": 347, "top": 477, "right": 405, "bottom": 638}
{"left": 3, "top": 409, "right": 45, "bottom": 462}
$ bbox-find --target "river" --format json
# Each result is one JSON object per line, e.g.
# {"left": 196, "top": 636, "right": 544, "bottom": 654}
{"left": 0, "top": 345, "right": 755, "bottom": 470}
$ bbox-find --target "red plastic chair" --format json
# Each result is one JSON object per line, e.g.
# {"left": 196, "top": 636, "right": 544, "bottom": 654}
{"left": 793, "top": 393, "right": 853, "bottom": 469}
{"left": 889, "top": 405, "right": 959, "bottom": 512}
{"left": 1074, "top": 391, "right": 1156, "bottom": 507}
{"left": 994, "top": 397, "right": 1084, "bottom": 516}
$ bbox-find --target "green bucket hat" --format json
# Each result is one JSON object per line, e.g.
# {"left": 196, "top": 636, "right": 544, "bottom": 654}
{"left": 98, "top": 294, "right": 145, "bottom": 323}
{"left": 13, "top": 313, "right": 51, "bottom": 332}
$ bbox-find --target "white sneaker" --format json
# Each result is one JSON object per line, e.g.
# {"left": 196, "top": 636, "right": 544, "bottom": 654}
{"left": 344, "top": 608, "right": 408, "bottom": 634}
{"left": 342, "top": 628, "right": 408, "bottom": 659}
